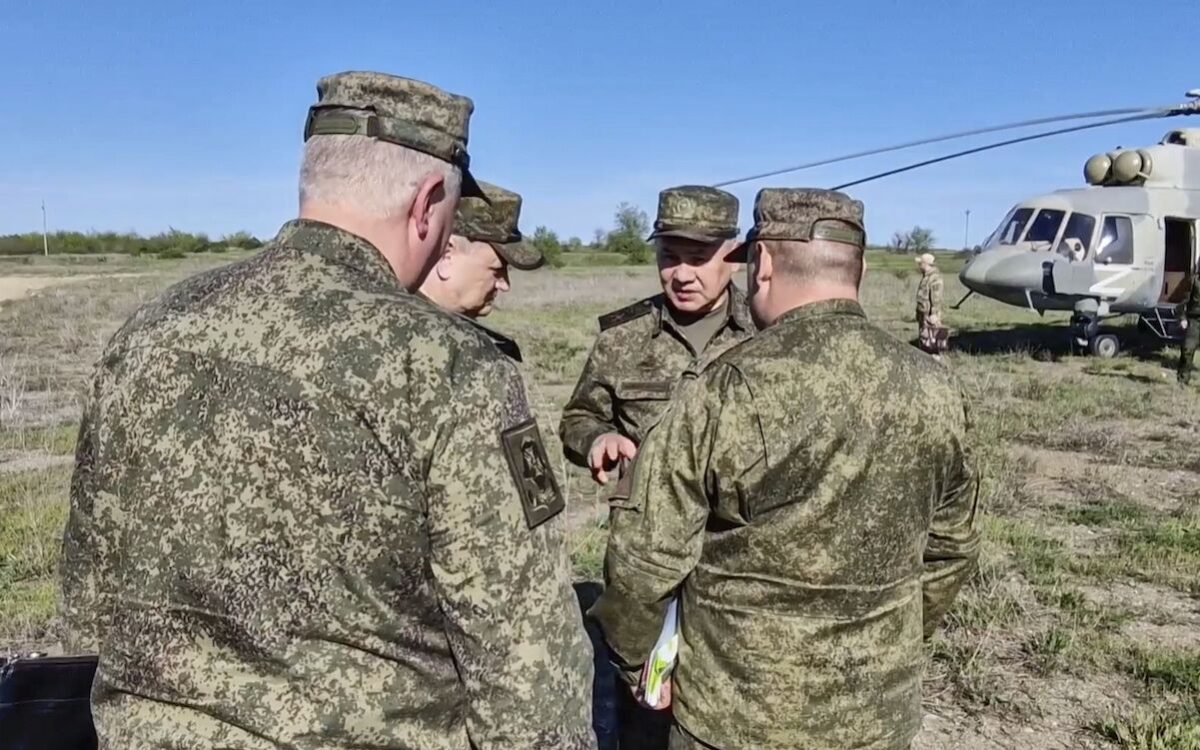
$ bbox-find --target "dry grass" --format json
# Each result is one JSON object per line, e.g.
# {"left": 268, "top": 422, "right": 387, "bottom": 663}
{"left": 2, "top": 249, "right": 1198, "bottom": 746}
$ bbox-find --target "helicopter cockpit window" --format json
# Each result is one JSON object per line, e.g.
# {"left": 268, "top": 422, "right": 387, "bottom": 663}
{"left": 997, "top": 208, "right": 1034, "bottom": 245}
{"left": 1095, "top": 215, "right": 1134, "bottom": 265}
{"left": 1024, "top": 209, "right": 1066, "bottom": 248}
{"left": 1054, "top": 212, "right": 1096, "bottom": 260}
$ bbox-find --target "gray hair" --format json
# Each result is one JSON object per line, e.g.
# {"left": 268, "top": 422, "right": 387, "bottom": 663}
{"left": 298, "top": 134, "right": 463, "bottom": 218}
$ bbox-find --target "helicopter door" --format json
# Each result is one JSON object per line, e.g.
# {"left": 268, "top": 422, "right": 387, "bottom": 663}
{"left": 1162, "top": 218, "right": 1196, "bottom": 304}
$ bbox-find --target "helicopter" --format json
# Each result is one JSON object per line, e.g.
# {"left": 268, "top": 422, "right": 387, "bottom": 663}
{"left": 711, "top": 89, "right": 1200, "bottom": 358}
{"left": 957, "top": 124, "right": 1200, "bottom": 357}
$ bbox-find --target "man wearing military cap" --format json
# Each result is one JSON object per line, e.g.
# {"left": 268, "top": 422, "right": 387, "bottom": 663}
{"left": 59, "top": 71, "right": 596, "bottom": 749}
{"left": 591, "top": 188, "right": 980, "bottom": 749}
{"left": 421, "top": 181, "right": 543, "bottom": 361}
{"left": 559, "top": 184, "right": 751, "bottom": 748}
{"left": 558, "top": 185, "right": 753, "bottom": 487}
{"left": 916, "top": 251, "right": 948, "bottom": 358}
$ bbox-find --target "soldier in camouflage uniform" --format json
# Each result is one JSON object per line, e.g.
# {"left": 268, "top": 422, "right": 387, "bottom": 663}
{"left": 421, "top": 181, "right": 545, "bottom": 361}
{"left": 915, "top": 252, "right": 948, "bottom": 357}
{"left": 560, "top": 185, "right": 752, "bottom": 749}
{"left": 590, "top": 188, "right": 981, "bottom": 750}
{"left": 58, "top": 71, "right": 597, "bottom": 750}
{"left": 1177, "top": 266, "right": 1200, "bottom": 384}
{"left": 558, "top": 185, "right": 754, "bottom": 486}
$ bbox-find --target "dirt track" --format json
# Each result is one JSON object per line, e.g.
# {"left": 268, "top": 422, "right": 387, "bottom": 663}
{"left": 0, "top": 274, "right": 147, "bottom": 303}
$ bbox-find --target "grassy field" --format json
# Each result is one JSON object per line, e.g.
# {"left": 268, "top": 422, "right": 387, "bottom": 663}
{"left": 2, "top": 248, "right": 1199, "bottom": 748}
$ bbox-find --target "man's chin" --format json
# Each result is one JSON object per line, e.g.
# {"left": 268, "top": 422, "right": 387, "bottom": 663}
{"left": 668, "top": 295, "right": 713, "bottom": 314}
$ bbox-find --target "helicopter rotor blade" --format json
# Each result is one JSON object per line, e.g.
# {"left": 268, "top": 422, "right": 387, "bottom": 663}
{"left": 830, "top": 111, "right": 1171, "bottom": 191}
{"left": 711, "top": 101, "right": 1189, "bottom": 190}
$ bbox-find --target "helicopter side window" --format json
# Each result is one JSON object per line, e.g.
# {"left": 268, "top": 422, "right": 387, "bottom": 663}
{"left": 1054, "top": 213, "right": 1096, "bottom": 260}
{"left": 1024, "top": 209, "right": 1066, "bottom": 248}
{"left": 998, "top": 208, "right": 1034, "bottom": 245}
{"left": 1095, "top": 216, "right": 1134, "bottom": 265}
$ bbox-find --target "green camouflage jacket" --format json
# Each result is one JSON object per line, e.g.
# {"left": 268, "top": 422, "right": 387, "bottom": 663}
{"left": 590, "top": 299, "right": 980, "bottom": 750}
{"left": 916, "top": 269, "right": 944, "bottom": 322}
{"left": 59, "top": 219, "right": 596, "bottom": 750}
{"left": 557, "top": 286, "right": 753, "bottom": 466}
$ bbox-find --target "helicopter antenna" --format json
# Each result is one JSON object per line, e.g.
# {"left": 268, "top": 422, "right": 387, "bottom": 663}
{"left": 712, "top": 97, "right": 1199, "bottom": 189}
{"left": 830, "top": 111, "right": 1169, "bottom": 191}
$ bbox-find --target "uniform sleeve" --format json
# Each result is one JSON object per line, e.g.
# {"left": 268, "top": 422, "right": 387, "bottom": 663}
{"left": 915, "top": 278, "right": 929, "bottom": 316}
{"left": 59, "top": 385, "right": 104, "bottom": 653}
{"left": 558, "top": 337, "right": 617, "bottom": 467}
{"left": 590, "top": 365, "right": 765, "bottom": 670}
{"left": 930, "top": 277, "right": 945, "bottom": 318}
{"left": 921, "top": 395, "right": 981, "bottom": 637}
{"left": 425, "top": 354, "right": 595, "bottom": 749}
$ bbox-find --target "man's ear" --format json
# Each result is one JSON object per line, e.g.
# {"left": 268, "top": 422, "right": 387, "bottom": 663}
{"left": 410, "top": 171, "right": 448, "bottom": 243}
{"left": 435, "top": 238, "right": 457, "bottom": 281}
{"left": 755, "top": 241, "right": 773, "bottom": 285}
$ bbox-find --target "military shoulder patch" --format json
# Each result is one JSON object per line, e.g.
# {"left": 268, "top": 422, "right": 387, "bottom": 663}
{"left": 500, "top": 419, "right": 565, "bottom": 529}
{"left": 598, "top": 297, "right": 656, "bottom": 331}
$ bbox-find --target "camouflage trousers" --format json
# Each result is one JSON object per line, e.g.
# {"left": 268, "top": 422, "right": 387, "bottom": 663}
{"left": 917, "top": 318, "right": 949, "bottom": 354}
{"left": 1178, "top": 321, "right": 1199, "bottom": 383}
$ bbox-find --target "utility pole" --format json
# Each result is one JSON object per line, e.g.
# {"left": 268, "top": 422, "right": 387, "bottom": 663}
{"left": 963, "top": 209, "right": 971, "bottom": 250}
{"left": 41, "top": 201, "right": 49, "bottom": 256}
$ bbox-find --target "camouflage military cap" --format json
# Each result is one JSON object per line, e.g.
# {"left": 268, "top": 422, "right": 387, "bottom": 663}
{"left": 304, "top": 70, "right": 486, "bottom": 199}
{"left": 455, "top": 181, "right": 543, "bottom": 270}
{"left": 647, "top": 185, "right": 739, "bottom": 243}
{"left": 747, "top": 188, "right": 865, "bottom": 246}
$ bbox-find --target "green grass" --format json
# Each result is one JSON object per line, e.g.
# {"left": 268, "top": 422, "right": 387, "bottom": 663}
{"left": 560, "top": 252, "right": 631, "bottom": 267}
{"left": 1066, "top": 501, "right": 1150, "bottom": 528}
{"left": 570, "top": 516, "right": 607, "bottom": 581}
{"left": 1130, "top": 649, "right": 1200, "bottom": 694}
{"left": 1072, "top": 511, "right": 1200, "bottom": 594}
{"left": 986, "top": 517, "right": 1069, "bottom": 586}
{"left": 0, "top": 467, "right": 72, "bottom": 644}
{"left": 0, "top": 424, "right": 78, "bottom": 454}
{"left": 1099, "top": 704, "right": 1200, "bottom": 750}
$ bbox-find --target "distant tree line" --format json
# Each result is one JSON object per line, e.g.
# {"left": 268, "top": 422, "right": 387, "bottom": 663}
{"left": 0, "top": 229, "right": 264, "bottom": 257}
{"left": 887, "top": 226, "right": 937, "bottom": 253}
{"left": 528, "top": 202, "right": 656, "bottom": 268}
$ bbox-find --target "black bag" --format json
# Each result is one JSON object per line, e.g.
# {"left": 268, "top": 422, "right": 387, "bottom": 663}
{"left": 0, "top": 654, "right": 98, "bottom": 750}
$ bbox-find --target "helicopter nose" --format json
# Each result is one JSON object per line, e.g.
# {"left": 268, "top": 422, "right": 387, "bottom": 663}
{"left": 960, "top": 247, "right": 1048, "bottom": 295}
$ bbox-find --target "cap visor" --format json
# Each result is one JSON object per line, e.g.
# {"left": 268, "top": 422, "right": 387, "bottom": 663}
{"left": 492, "top": 239, "right": 545, "bottom": 271}
{"left": 727, "top": 240, "right": 749, "bottom": 263}
{"left": 646, "top": 228, "right": 731, "bottom": 244}
{"left": 460, "top": 168, "right": 491, "bottom": 203}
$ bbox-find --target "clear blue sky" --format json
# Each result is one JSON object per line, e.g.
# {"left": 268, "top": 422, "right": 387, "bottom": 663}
{"left": 4, "top": 0, "right": 1197, "bottom": 248}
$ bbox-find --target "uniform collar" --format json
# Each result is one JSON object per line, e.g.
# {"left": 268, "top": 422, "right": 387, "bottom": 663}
{"left": 276, "top": 219, "right": 403, "bottom": 291}
{"left": 774, "top": 298, "right": 866, "bottom": 327}
{"left": 652, "top": 283, "right": 752, "bottom": 338}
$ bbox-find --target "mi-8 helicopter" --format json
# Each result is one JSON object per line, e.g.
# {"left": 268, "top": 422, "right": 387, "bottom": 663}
{"left": 957, "top": 124, "right": 1200, "bottom": 357}
{"left": 713, "top": 90, "right": 1200, "bottom": 358}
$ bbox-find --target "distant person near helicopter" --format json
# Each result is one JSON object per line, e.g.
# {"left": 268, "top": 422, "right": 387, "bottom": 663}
{"left": 1176, "top": 264, "right": 1200, "bottom": 385}
{"left": 916, "top": 252, "right": 949, "bottom": 358}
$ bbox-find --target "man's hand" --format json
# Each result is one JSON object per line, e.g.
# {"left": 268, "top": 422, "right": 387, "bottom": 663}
{"left": 588, "top": 433, "right": 637, "bottom": 485}
{"left": 1182, "top": 319, "right": 1189, "bottom": 331}
{"left": 630, "top": 664, "right": 672, "bottom": 710}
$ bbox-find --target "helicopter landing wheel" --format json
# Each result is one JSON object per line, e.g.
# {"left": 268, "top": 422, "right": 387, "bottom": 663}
{"left": 1090, "top": 333, "right": 1120, "bottom": 359}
